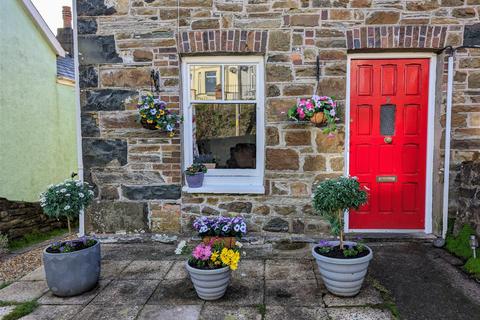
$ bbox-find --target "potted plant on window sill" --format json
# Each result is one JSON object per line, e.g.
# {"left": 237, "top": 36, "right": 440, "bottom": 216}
{"left": 193, "top": 216, "right": 247, "bottom": 248}
{"left": 287, "top": 95, "right": 338, "bottom": 134}
{"left": 185, "top": 163, "right": 208, "bottom": 188}
{"left": 194, "top": 154, "right": 217, "bottom": 170}
{"left": 186, "top": 240, "right": 241, "bottom": 300}
{"left": 311, "top": 176, "right": 371, "bottom": 297}
{"left": 39, "top": 178, "right": 100, "bottom": 297}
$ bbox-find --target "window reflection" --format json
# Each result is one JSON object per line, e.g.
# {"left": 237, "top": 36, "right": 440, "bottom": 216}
{"left": 190, "top": 66, "right": 222, "bottom": 100}
{"left": 193, "top": 104, "right": 256, "bottom": 169}
{"left": 224, "top": 65, "right": 256, "bottom": 100}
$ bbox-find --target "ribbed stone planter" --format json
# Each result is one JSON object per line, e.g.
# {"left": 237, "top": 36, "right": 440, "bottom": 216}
{"left": 312, "top": 241, "right": 373, "bottom": 297}
{"left": 43, "top": 241, "right": 101, "bottom": 297}
{"left": 185, "top": 262, "right": 231, "bottom": 300}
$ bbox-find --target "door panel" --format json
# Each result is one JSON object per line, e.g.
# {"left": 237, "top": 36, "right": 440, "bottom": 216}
{"left": 349, "top": 59, "right": 429, "bottom": 230}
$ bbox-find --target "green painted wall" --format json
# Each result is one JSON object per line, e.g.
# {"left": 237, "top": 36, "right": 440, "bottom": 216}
{"left": 0, "top": 0, "right": 77, "bottom": 202}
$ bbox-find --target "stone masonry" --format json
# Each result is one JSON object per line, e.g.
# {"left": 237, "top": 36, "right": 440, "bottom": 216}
{"left": 77, "top": 0, "right": 480, "bottom": 237}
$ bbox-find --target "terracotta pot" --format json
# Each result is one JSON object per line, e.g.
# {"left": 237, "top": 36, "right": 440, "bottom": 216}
{"left": 202, "top": 236, "right": 236, "bottom": 248}
{"left": 204, "top": 163, "right": 216, "bottom": 170}
{"left": 141, "top": 119, "right": 158, "bottom": 130}
{"left": 310, "top": 112, "right": 326, "bottom": 125}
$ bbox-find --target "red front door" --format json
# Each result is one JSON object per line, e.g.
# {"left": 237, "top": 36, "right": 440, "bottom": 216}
{"left": 349, "top": 59, "right": 429, "bottom": 230}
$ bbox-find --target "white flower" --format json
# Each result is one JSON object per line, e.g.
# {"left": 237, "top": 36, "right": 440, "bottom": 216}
{"left": 175, "top": 240, "right": 187, "bottom": 255}
{"left": 60, "top": 188, "right": 66, "bottom": 193}
{"left": 79, "top": 193, "right": 84, "bottom": 198}
{"left": 76, "top": 182, "right": 83, "bottom": 187}
{"left": 64, "top": 205, "right": 71, "bottom": 210}
{"left": 66, "top": 194, "right": 71, "bottom": 197}
{"left": 235, "top": 241, "right": 243, "bottom": 248}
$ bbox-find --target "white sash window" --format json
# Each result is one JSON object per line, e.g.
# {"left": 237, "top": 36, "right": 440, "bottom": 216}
{"left": 181, "top": 56, "right": 265, "bottom": 194}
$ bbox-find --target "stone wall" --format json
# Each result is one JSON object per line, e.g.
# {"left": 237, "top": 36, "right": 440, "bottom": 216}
{"left": 77, "top": 0, "right": 480, "bottom": 237}
{"left": 452, "top": 160, "right": 480, "bottom": 237}
{"left": 0, "top": 198, "right": 64, "bottom": 240}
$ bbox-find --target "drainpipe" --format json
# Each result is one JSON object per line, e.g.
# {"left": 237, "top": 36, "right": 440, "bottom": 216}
{"left": 441, "top": 49, "right": 454, "bottom": 240}
{"left": 72, "top": 1, "right": 85, "bottom": 237}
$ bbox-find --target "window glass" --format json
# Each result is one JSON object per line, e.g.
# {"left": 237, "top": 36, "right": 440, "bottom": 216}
{"left": 192, "top": 103, "right": 256, "bottom": 169}
{"left": 190, "top": 66, "right": 221, "bottom": 100}
{"left": 380, "top": 104, "right": 396, "bottom": 136}
{"left": 224, "top": 65, "right": 256, "bottom": 100}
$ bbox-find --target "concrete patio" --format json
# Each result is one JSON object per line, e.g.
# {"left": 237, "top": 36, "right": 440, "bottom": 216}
{"left": 0, "top": 241, "right": 394, "bottom": 320}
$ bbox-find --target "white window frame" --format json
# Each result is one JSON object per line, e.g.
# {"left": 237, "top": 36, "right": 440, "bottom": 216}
{"left": 181, "top": 56, "right": 265, "bottom": 194}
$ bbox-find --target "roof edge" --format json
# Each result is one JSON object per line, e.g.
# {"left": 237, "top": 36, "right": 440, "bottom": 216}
{"left": 20, "top": 0, "right": 66, "bottom": 57}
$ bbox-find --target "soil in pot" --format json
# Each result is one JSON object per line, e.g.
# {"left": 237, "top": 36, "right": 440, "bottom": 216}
{"left": 314, "top": 245, "right": 370, "bottom": 259}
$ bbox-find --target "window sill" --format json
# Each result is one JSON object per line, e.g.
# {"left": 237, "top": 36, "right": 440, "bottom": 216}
{"left": 182, "top": 183, "right": 264, "bottom": 194}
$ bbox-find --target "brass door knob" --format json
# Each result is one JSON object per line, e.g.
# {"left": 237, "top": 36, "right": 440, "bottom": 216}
{"left": 384, "top": 137, "right": 393, "bottom": 144}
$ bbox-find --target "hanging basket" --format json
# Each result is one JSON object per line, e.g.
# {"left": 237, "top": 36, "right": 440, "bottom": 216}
{"left": 140, "top": 119, "right": 158, "bottom": 130}
{"left": 310, "top": 112, "right": 327, "bottom": 125}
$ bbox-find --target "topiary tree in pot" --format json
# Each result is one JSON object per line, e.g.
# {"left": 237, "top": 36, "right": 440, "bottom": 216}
{"left": 311, "top": 176, "right": 371, "bottom": 297}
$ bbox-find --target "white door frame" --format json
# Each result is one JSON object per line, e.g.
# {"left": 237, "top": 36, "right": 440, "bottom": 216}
{"left": 344, "top": 52, "right": 437, "bottom": 234}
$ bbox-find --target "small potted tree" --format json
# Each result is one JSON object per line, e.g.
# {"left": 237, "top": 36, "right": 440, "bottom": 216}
{"left": 186, "top": 240, "right": 241, "bottom": 300}
{"left": 311, "top": 176, "right": 371, "bottom": 297}
{"left": 40, "top": 179, "right": 100, "bottom": 297}
{"left": 185, "top": 163, "right": 207, "bottom": 188}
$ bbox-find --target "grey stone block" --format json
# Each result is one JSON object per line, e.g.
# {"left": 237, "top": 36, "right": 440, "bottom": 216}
{"left": 91, "top": 280, "right": 159, "bottom": 305}
{"left": 79, "top": 35, "right": 122, "bottom": 64}
{"left": 0, "top": 281, "right": 48, "bottom": 302}
{"left": 86, "top": 202, "right": 148, "bottom": 233}
{"left": 122, "top": 185, "right": 181, "bottom": 200}
{"left": 138, "top": 305, "right": 202, "bottom": 320}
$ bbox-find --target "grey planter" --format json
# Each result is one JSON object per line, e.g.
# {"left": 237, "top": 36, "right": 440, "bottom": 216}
{"left": 43, "top": 241, "right": 101, "bottom": 297}
{"left": 185, "top": 262, "right": 231, "bottom": 300}
{"left": 312, "top": 241, "right": 373, "bottom": 297}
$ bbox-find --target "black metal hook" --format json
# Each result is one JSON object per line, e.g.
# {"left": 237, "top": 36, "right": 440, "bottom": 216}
{"left": 150, "top": 70, "right": 160, "bottom": 93}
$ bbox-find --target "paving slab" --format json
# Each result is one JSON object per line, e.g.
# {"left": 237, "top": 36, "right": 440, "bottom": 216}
{"left": 0, "top": 306, "right": 15, "bottom": 319}
{"left": 266, "top": 306, "right": 329, "bottom": 320}
{"left": 0, "top": 280, "right": 48, "bottom": 302}
{"left": 369, "top": 242, "right": 480, "bottom": 320}
{"left": 147, "top": 279, "right": 203, "bottom": 305}
{"left": 119, "top": 260, "right": 173, "bottom": 280}
{"left": 20, "top": 305, "right": 83, "bottom": 320}
{"left": 100, "top": 260, "right": 131, "bottom": 280}
{"left": 323, "top": 285, "right": 383, "bottom": 307}
{"left": 327, "top": 307, "right": 394, "bottom": 320}
{"left": 72, "top": 305, "right": 142, "bottom": 320}
{"left": 265, "top": 280, "right": 323, "bottom": 306}
{"left": 164, "top": 261, "right": 188, "bottom": 280}
{"left": 232, "top": 260, "right": 264, "bottom": 280}
{"left": 38, "top": 280, "right": 111, "bottom": 305}
{"left": 137, "top": 305, "right": 202, "bottom": 320}
{"left": 20, "top": 266, "right": 45, "bottom": 281}
{"left": 199, "top": 305, "right": 262, "bottom": 320}
{"left": 91, "top": 280, "right": 159, "bottom": 306}
{"left": 101, "top": 244, "right": 175, "bottom": 261}
{"left": 206, "top": 278, "right": 264, "bottom": 307}
{"left": 265, "top": 259, "right": 315, "bottom": 280}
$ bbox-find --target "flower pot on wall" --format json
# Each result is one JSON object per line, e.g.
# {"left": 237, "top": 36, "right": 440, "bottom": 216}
{"left": 43, "top": 241, "right": 101, "bottom": 297}
{"left": 186, "top": 262, "right": 231, "bottom": 300}
{"left": 186, "top": 172, "right": 205, "bottom": 188}
{"left": 140, "top": 119, "right": 158, "bottom": 130}
{"left": 311, "top": 241, "right": 373, "bottom": 297}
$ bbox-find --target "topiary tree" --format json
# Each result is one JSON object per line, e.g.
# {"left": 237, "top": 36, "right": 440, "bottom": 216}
{"left": 312, "top": 176, "right": 368, "bottom": 250}
{"left": 40, "top": 176, "right": 94, "bottom": 233}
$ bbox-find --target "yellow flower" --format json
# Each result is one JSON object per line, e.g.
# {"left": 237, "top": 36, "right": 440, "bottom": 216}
{"left": 141, "top": 114, "right": 146, "bottom": 118}
{"left": 147, "top": 119, "right": 153, "bottom": 124}
{"left": 156, "top": 114, "right": 160, "bottom": 118}
{"left": 211, "top": 250, "right": 219, "bottom": 262}
{"left": 155, "top": 125, "right": 160, "bottom": 129}
{"left": 169, "top": 132, "right": 175, "bottom": 138}
{"left": 160, "top": 110, "right": 165, "bottom": 115}
{"left": 230, "top": 262, "right": 238, "bottom": 271}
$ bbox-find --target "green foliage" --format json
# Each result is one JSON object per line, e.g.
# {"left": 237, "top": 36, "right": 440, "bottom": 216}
{"left": 185, "top": 163, "right": 208, "bottom": 176}
{"left": 0, "top": 233, "right": 8, "bottom": 254}
{"left": 8, "top": 228, "right": 67, "bottom": 251}
{"left": 464, "top": 257, "right": 480, "bottom": 280}
{"left": 312, "top": 177, "right": 368, "bottom": 236}
{"left": 445, "top": 224, "right": 478, "bottom": 260}
{"left": 40, "top": 179, "right": 93, "bottom": 221}
{"left": 3, "top": 301, "right": 38, "bottom": 320}
{"left": 0, "top": 282, "right": 10, "bottom": 290}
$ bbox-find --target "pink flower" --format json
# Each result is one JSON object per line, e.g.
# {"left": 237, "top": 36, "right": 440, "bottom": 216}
{"left": 327, "top": 132, "right": 335, "bottom": 138}
{"left": 306, "top": 101, "right": 314, "bottom": 110}
{"left": 297, "top": 108, "right": 305, "bottom": 119}
{"left": 192, "top": 243, "right": 212, "bottom": 261}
